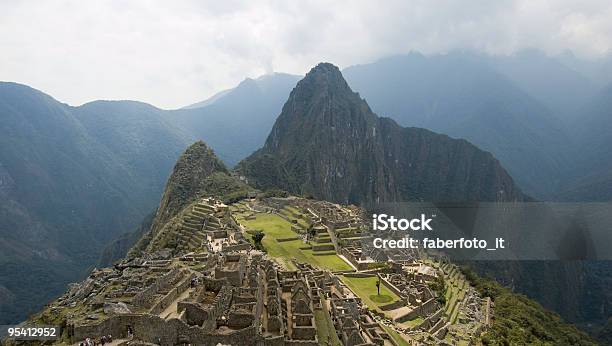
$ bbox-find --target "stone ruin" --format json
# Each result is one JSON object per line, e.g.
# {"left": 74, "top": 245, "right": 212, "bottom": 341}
{"left": 29, "top": 196, "right": 489, "bottom": 346}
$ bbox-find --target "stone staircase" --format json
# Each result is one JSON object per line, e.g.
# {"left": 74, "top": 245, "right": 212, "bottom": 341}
{"left": 175, "top": 199, "right": 221, "bottom": 251}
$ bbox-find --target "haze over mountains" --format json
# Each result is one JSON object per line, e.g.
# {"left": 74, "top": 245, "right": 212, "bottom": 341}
{"left": 1, "top": 49, "right": 612, "bottom": 338}
{"left": 558, "top": 83, "right": 612, "bottom": 201}
{"left": 169, "top": 73, "right": 301, "bottom": 165}
{"left": 343, "top": 53, "right": 575, "bottom": 198}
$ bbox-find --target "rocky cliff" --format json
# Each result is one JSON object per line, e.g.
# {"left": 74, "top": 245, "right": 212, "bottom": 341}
{"left": 238, "top": 63, "right": 527, "bottom": 205}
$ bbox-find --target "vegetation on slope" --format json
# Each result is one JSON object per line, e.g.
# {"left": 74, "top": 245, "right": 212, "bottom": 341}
{"left": 461, "top": 267, "right": 598, "bottom": 345}
{"left": 130, "top": 141, "right": 254, "bottom": 255}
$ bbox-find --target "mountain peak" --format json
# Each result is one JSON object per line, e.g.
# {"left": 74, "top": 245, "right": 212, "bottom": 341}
{"left": 300, "top": 62, "right": 347, "bottom": 89}
{"left": 287, "top": 62, "right": 354, "bottom": 101}
{"left": 282, "top": 62, "right": 361, "bottom": 119}
{"left": 149, "top": 141, "right": 228, "bottom": 232}
{"left": 309, "top": 62, "right": 341, "bottom": 74}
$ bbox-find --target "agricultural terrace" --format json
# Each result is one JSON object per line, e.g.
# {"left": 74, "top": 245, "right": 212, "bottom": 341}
{"left": 340, "top": 275, "right": 401, "bottom": 312}
{"left": 235, "top": 211, "right": 352, "bottom": 272}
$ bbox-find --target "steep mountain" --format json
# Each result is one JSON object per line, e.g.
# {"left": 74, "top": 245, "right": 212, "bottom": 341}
{"left": 99, "top": 141, "right": 255, "bottom": 266}
{"left": 238, "top": 63, "right": 527, "bottom": 205}
{"left": 131, "top": 141, "right": 253, "bottom": 255}
{"left": 168, "top": 73, "right": 301, "bottom": 165}
{"left": 342, "top": 53, "right": 572, "bottom": 198}
{"left": 0, "top": 82, "right": 188, "bottom": 324}
{"left": 0, "top": 73, "right": 300, "bottom": 323}
{"left": 149, "top": 141, "right": 229, "bottom": 233}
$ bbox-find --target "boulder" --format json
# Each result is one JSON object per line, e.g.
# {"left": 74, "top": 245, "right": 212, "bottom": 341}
{"left": 103, "top": 301, "right": 132, "bottom": 315}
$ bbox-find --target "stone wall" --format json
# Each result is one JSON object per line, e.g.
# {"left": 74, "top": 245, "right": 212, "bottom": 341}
{"left": 228, "top": 309, "right": 255, "bottom": 329}
{"left": 73, "top": 314, "right": 139, "bottom": 341}
{"left": 291, "top": 325, "right": 317, "bottom": 340}
{"left": 394, "top": 308, "right": 419, "bottom": 323}
{"left": 75, "top": 312, "right": 257, "bottom": 346}
{"left": 418, "top": 298, "right": 438, "bottom": 316}
{"left": 378, "top": 274, "right": 404, "bottom": 298}
{"left": 311, "top": 244, "right": 334, "bottom": 251}
{"left": 133, "top": 268, "right": 184, "bottom": 309}
{"left": 285, "top": 339, "right": 319, "bottom": 346}
{"left": 263, "top": 335, "right": 286, "bottom": 346}
{"left": 343, "top": 272, "right": 375, "bottom": 278}
{"left": 379, "top": 299, "right": 408, "bottom": 311}
{"left": 150, "top": 273, "right": 194, "bottom": 315}
{"left": 180, "top": 301, "right": 210, "bottom": 327}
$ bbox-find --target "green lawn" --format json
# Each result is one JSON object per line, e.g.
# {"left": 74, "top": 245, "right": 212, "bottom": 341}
{"left": 444, "top": 270, "right": 467, "bottom": 323}
{"left": 280, "top": 206, "right": 310, "bottom": 228}
{"left": 238, "top": 212, "right": 352, "bottom": 272}
{"left": 370, "top": 294, "right": 394, "bottom": 303}
{"left": 340, "top": 275, "right": 400, "bottom": 311}
{"left": 314, "top": 309, "right": 342, "bottom": 346}
{"left": 400, "top": 316, "right": 424, "bottom": 329}
{"left": 382, "top": 325, "right": 411, "bottom": 346}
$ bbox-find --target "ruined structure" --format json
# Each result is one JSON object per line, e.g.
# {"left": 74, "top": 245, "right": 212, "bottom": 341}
{"left": 23, "top": 196, "right": 488, "bottom": 346}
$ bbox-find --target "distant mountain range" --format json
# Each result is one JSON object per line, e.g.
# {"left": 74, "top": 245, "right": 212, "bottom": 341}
{"left": 173, "top": 51, "right": 612, "bottom": 200}
{"left": 557, "top": 83, "right": 612, "bottom": 201}
{"left": 167, "top": 73, "right": 301, "bottom": 165}
{"left": 342, "top": 53, "right": 576, "bottom": 198}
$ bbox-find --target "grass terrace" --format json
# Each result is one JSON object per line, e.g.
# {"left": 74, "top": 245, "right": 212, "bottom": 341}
{"left": 400, "top": 316, "right": 425, "bottom": 329}
{"left": 381, "top": 325, "right": 411, "bottom": 346}
{"left": 314, "top": 295, "right": 342, "bottom": 346}
{"left": 236, "top": 211, "right": 352, "bottom": 272}
{"left": 279, "top": 205, "right": 310, "bottom": 229}
{"left": 443, "top": 266, "right": 468, "bottom": 323}
{"left": 340, "top": 275, "right": 401, "bottom": 312}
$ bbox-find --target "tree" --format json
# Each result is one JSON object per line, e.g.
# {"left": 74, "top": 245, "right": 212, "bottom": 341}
{"left": 307, "top": 225, "right": 317, "bottom": 243}
{"left": 253, "top": 231, "right": 265, "bottom": 250}
{"left": 376, "top": 278, "right": 381, "bottom": 296}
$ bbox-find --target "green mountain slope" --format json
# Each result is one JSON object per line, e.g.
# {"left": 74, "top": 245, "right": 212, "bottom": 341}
{"left": 131, "top": 141, "right": 253, "bottom": 255}
{"left": 0, "top": 82, "right": 189, "bottom": 324}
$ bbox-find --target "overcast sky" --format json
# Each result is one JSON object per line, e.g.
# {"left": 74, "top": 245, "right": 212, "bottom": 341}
{"left": 1, "top": 0, "right": 612, "bottom": 109}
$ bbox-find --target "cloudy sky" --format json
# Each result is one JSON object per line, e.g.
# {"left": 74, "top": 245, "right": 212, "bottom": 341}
{"left": 1, "top": 0, "right": 612, "bottom": 109}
